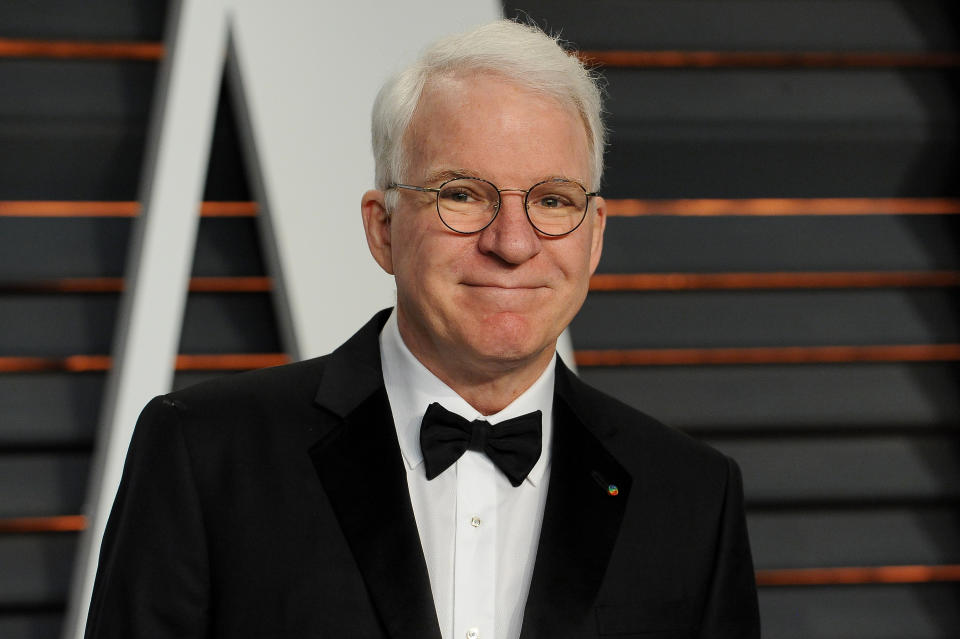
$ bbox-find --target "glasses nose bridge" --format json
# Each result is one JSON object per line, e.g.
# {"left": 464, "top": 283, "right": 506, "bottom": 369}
{"left": 493, "top": 186, "right": 530, "bottom": 210}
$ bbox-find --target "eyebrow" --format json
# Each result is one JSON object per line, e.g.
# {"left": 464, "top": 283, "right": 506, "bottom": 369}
{"left": 422, "top": 169, "right": 585, "bottom": 187}
{"left": 422, "top": 168, "right": 479, "bottom": 185}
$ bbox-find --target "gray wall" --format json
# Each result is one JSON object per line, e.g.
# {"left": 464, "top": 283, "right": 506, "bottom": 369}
{"left": 504, "top": 1, "right": 960, "bottom": 637}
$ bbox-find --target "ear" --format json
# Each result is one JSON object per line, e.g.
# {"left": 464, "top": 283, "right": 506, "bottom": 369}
{"left": 587, "top": 195, "right": 606, "bottom": 274}
{"left": 361, "top": 190, "right": 394, "bottom": 275}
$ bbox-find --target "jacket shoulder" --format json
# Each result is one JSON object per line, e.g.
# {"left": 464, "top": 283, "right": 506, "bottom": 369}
{"left": 560, "top": 368, "right": 732, "bottom": 477}
{"left": 160, "top": 356, "right": 330, "bottom": 425}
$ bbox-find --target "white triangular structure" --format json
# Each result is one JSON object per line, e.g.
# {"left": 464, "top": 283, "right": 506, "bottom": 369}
{"left": 63, "top": 2, "right": 499, "bottom": 637}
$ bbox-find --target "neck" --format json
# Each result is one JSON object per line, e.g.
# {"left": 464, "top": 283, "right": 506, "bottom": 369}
{"left": 442, "top": 357, "right": 553, "bottom": 416}
{"left": 396, "top": 321, "right": 555, "bottom": 416}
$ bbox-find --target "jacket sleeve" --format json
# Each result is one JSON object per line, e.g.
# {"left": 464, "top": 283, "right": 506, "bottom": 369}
{"left": 85, "top": 396, "right": 210, "bottom": 638}
{"left": 698, "top": 457, "right": 761, "bottom": 638}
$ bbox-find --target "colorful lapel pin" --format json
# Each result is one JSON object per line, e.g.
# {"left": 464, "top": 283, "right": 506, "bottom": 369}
{"left": 592, "top": 470, "right": 620, "bottom": 496}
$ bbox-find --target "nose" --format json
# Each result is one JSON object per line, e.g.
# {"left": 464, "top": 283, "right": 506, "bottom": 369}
{"left": 476, "top": 191, "right": 542, "bottom": 264}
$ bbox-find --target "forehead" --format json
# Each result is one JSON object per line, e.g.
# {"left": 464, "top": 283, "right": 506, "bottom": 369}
{"left": 404, "top": 72, "right": 591, "bottom": 185}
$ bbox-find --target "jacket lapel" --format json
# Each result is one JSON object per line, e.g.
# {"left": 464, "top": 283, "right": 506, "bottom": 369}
{"left": 520, "top": 361, "right": 633, "bottom": 639}
{"left": 308, "top": 310, "right": 442, "bottom": 639}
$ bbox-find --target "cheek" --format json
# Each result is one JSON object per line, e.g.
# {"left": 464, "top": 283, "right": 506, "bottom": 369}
{"left": 389, "top": 217, "right": 431, "bottom": 273}
{"left": 552, "top": 236, "right": 595, "bottom": 281}
{"left": 391, "top": 228, "right": 472, "bottom": 292}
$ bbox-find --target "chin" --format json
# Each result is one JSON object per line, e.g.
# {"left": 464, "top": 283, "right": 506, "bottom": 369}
{"left": 469, "top": 313, "right": 556, "bottom": 364}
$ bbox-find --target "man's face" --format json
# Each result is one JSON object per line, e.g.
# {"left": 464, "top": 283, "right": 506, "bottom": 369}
{"left": 363, "top": 72, "right": 605, "bottom": 380}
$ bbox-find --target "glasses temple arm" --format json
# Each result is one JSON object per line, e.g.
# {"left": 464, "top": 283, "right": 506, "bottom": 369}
{"left": 389, "top": 183, "right": 440, "bottom": 194}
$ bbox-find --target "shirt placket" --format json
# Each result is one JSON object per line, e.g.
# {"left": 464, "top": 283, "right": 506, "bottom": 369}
{"left": 453, "top": 449, "right": 496, "bottom": 639}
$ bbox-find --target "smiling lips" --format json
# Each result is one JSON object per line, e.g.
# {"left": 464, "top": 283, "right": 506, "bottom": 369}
{"left": 462, "top": 283, "right": 548, "bottom": 297}
{"left": 462, "top": 281, "right": 548, "bottom": 290}
{"left": 460, "top": 284, "right": 549, "bottom": 309}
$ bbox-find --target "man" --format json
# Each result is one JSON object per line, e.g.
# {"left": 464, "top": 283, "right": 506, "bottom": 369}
{"left": 86, "top": 20, "right": 760, "bottom": 639}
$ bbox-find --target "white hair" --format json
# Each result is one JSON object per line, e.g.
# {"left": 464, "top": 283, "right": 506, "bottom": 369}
{"left": 371, "top": 19, "right": 606, "bottom": 207}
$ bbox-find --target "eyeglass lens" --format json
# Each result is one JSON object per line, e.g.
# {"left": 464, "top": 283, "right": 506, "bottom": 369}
{"left": 436, "top": 178, "right": 588, "bottom": 235}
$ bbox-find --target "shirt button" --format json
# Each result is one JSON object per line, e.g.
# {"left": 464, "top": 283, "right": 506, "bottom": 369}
{"left": 466, "top": 628, "right": 480, "bottom": 639}
{"left": 470, "top": 515, "right": 481, "bottom": 528}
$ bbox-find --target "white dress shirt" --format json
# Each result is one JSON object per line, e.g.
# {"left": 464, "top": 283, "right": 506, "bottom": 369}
{"left": 379, "top": 309, "right": 554, "bottom": 639}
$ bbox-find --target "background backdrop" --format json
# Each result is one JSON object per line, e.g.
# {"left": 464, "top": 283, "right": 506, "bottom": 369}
{"left": 1, "top": 1, "right": 958, "bottom": 638}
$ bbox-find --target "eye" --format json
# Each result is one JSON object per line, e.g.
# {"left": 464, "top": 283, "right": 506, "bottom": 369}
{"left": 528, "top": 180, "right": 586, "bottom": 214}
{"left": 437, "top": 179, "right": 496, "bottom": 210}
{"left": 533, "top": 193, "right": 575, "bottom": 209}
{"left": 442, "top": 188, "right": 476, "bottom": 203}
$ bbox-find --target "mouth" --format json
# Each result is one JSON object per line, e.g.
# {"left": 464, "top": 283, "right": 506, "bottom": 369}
{"left": 460, "top": 283, "right": 549, "bottom": 308}
{"left": 462, "top": 282, "right": 547, "bottom": 290}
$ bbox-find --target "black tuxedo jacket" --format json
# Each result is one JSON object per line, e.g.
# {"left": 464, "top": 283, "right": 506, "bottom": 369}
{"left": 86, "top": 310, "right": 760, "bottom": 638}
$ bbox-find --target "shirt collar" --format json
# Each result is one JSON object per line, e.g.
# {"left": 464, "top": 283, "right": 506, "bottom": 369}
{"left": 379, "top": 308, "right": 555, "bottom": 486}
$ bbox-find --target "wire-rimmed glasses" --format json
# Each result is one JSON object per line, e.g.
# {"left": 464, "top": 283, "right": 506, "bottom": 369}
{"left": 388, "top": 176, "right": 597, "bottom": 236}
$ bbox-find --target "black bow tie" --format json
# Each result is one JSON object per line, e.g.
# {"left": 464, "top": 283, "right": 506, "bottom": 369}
{"left": 419, "top": 402, "right": 542, "bottom": 487}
